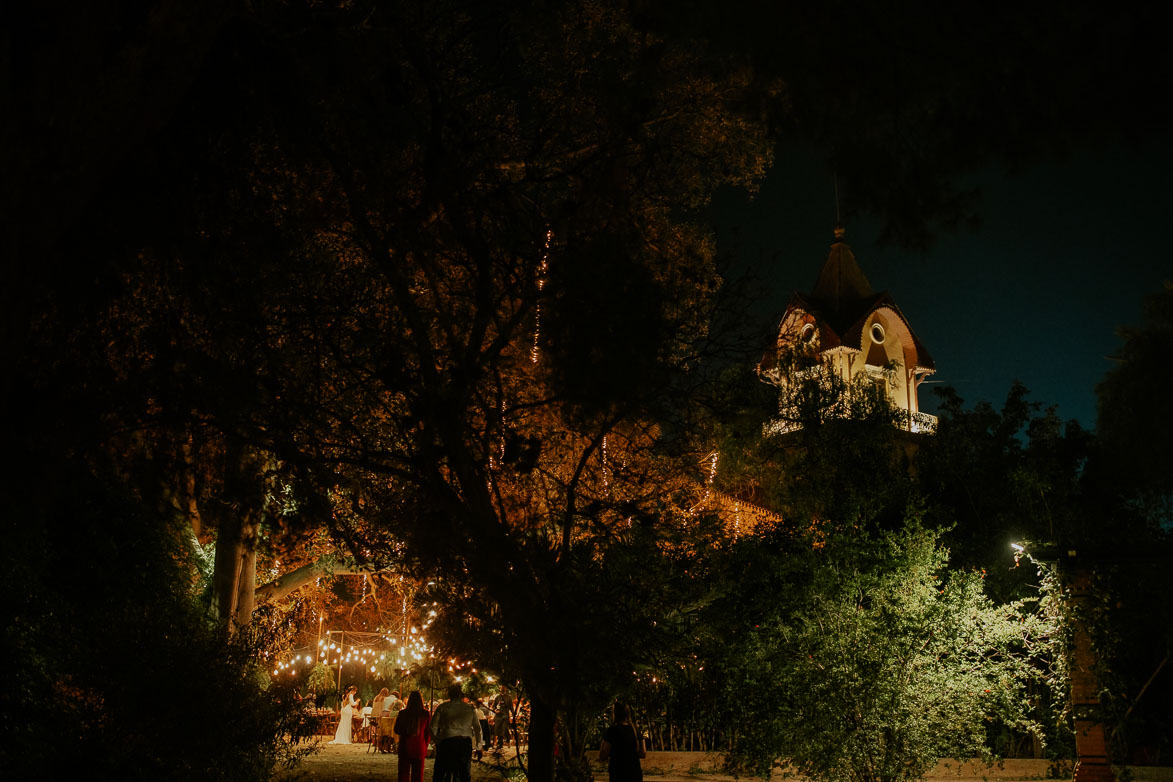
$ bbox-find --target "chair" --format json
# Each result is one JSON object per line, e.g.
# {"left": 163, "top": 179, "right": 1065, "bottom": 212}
{"left": 374, "top": 714, "right": 396, "bottom": 754}
{"left": 366, "top": 716, "right": 381, "bottom": 754}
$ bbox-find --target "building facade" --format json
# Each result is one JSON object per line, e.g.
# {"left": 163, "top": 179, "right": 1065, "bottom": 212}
{"left": 759, "top": 227, "right": 937, "bottom": 434}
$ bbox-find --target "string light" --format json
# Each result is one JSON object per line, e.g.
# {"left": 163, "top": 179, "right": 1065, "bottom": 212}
{"left": 531, "top": 228, "right": 553, "bottom": 364}
{"left": 262, "top": 606, "right": 492, "bottom": 690}
{"left": 602, "top": 435, "right": 610, "bottom": 490}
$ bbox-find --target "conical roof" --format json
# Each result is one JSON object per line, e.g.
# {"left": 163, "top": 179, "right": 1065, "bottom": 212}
{"left": 779, "top": 226, "right": 934, "bottom": 371}
{"left": 809, "top": 226, "right": 874, "bottom": 318}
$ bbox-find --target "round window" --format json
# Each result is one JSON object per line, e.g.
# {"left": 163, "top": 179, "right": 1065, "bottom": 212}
{"left": 870, "top": 323, "right": 885, "bottom": 343}
{"left": 800, "top": 324, "right": 816, "bottom": 343}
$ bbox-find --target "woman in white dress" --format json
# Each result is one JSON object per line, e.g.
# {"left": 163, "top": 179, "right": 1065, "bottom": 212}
{"left": 329, "top": 685, "right": 360, "bottom": 744}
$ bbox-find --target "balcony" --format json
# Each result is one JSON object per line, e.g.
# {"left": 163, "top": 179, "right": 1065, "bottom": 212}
{"left": 763, "top": 408, "right": 938, "bottom": 437}
{"left": 908, "top": 411, "right": 938, "bottom": 434}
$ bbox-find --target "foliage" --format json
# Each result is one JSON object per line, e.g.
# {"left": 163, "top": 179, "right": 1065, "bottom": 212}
{"left": 1079, "top": 284, "right": 1173, "bottom": 760}
{"left": 709, "top": 359, "right": 916, "bottom": 535}
{"left": 1081, "top": 559, "right": 1173, "bottom": 763}
{"left": 0, "top": 456, "right": 316, "bottom": 781}
{"left": 1095, "top": 282, "right": 1173, "bottom": 527}
{"left": 306, "top": 663, "right": 334, "bottom": 695}
{"left": 74, "top": 2, "right": 777, "bottom": 780}
{"left": 719, "top": 521, "right": 1059, "bottom": 782}
{"left": 917, "top": 383, "right": 1093, "bottom": 601}
{"left": 923, "top": 364, "right": 1173, "bottom": 759}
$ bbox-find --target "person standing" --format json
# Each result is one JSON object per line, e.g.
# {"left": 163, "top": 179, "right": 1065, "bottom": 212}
{"left": 473, "top": 699, "right": 491, "bottom": 757}
{"left": 598, "top": 702, "right": 645, "bottom": 782}
{"left": 394, "top": 691, "right": 432, "bottom": 782}
{"left": 329, "top": 685, "right": 360, "bottom": 744}
{"left": 430, "top": 683, "right": 482, "bottom": 782}
{"left": 492, "top": 685, "right": 513, "bottom": 749}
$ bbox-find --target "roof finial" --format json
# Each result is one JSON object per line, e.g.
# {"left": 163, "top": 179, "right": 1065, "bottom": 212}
{"left": 833, "top": 173, "right": 845, "bottom": 242}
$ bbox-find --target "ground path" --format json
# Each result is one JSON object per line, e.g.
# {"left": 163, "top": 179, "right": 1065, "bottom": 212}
{"left": 277, "top": 740, "right": 1173, "bottom": 782}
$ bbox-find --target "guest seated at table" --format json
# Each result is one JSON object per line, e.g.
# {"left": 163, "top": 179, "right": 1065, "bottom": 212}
{"left": 373, "top": 688, "right": 390, "bottom": 718}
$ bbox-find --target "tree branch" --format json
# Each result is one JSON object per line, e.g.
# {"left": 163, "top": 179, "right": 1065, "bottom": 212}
{"left": 254, "top": 556, "right": 376, "bottom": 604}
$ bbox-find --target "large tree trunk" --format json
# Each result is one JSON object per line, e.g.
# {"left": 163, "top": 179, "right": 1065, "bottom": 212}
{"left": 211, "top": 508, "right": 241, "bottom": 620}
{"left": 233, "top": 514, "right": 257, "bottom": 626}
{"left": 210, "top": 444, "right": 263, "bottom": 627}
{"left": 527, "top": 692, "right": 557, "bottom": 782}
{"left": 210, "top": 506, "right": 258, "bottom": 627}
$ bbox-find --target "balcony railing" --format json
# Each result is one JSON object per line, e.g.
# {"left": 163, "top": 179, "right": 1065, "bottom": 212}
{"left": 909, "top": 411, "right": 938, "bottom": 434}
{"left": 764, "top": 408, "right": 938, "bottom": 436}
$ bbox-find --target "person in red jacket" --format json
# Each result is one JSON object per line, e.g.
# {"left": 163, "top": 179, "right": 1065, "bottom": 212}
{"left": 394, "top": 690, "right": 432, "bottom": 782}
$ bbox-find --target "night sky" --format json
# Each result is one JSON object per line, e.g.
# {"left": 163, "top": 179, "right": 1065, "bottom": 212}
{"left": 716, "top": 139, "right": 1173, "bottom": 429}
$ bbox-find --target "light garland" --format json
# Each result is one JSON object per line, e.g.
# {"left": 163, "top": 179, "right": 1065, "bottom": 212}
{"left": 265, "top": 602, "right": 495, "bottom": 685}
{"left": 530, "top": 228, "right": 553, "bottom": 364}
{"left": 602, "top": 434, "right": 610, "bottom": 490}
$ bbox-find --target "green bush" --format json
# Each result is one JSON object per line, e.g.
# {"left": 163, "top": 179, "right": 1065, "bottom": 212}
{"left": 721, "top": 521, "right": 1059, "bottom": 782}
{"left": 0, "top": 459, "right": 314, "bottom": 781}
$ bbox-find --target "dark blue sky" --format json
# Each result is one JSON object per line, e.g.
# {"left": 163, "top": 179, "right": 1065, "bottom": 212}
{"left": 716, "top": 140, "right": 1173, "bottom": 429}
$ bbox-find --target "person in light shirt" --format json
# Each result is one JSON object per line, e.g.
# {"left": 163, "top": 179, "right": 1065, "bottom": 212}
{"left": 430, "top": 683, "right": 482, "bottom": 782}
{"left": 386, "top": 689, "right": 407, "bottom": 716}
{"left": 473, "top": 699, "right": 491, "bottom": 758}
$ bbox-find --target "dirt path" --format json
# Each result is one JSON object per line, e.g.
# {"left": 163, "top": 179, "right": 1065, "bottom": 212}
{"left": 277, "top": 740, "right": 1173, "bottom": 782}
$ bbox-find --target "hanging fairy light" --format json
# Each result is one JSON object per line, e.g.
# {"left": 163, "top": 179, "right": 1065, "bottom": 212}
{"left": 703, "top": 451, "right": 720, "bottom": 502}
{"left": 530, "top": 228, "right": 553, "bottom": 364}
{"left": 602, "top": 434, "right": 610, "bottom": 490}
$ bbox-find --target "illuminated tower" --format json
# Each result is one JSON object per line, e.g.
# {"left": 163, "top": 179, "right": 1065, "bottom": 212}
{"left": 760, "top": 226, "right": 937, "bottom": 433}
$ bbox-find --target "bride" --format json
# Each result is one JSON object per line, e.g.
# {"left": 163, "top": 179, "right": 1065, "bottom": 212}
{"left": 329, "top": 685, "right": 360, "bottom": 744}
